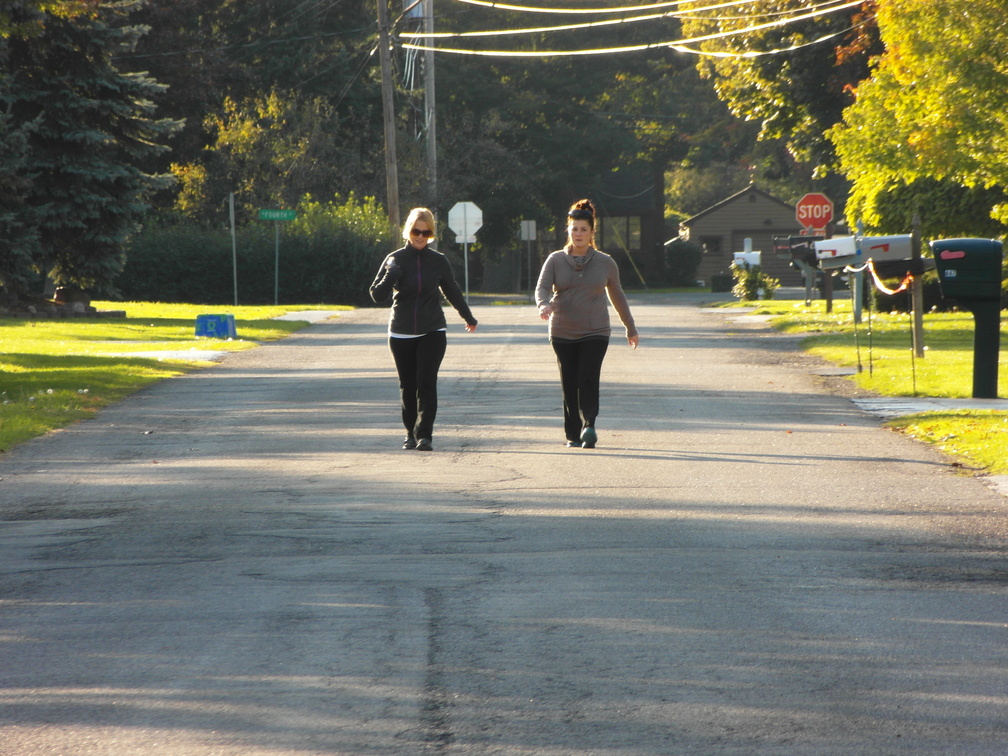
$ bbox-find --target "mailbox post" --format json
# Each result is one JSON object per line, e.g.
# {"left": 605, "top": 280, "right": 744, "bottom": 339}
{"left": 930, "top": 238, "right": 1004, "bottom": 398}
{"left": 775, "top": 234, "right": 822, "bottom": 305}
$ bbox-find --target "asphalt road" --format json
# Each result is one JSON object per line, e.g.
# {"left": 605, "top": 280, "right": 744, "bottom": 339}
{"left": 1, "top": 294, "right": 1006, "bottom": 755}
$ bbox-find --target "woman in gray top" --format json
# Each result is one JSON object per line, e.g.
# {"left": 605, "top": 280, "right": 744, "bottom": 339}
{"left": 535, "top": 199, "right": 639, "bottom": 448}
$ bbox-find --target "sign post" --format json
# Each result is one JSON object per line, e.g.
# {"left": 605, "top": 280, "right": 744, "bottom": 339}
{"left": 521, "top": 219, "right": 536, "bottom": 293}
{"left": 229, "top": 193, "right": 238, "bottom": 306}
{"left": 448, "top": 201, "right": 483, "bottom": 301}
{"left": 258, "top": 209, "right": 297, "bottom": 304}
{"left": 797, "top": 192, "right": 835, "bottom": 313}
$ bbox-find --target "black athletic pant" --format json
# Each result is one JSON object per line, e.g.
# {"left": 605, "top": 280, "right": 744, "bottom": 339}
{"left": 389, "top": 331, "right": 447, "bottom": 440}
{"left": 551, "top": 337, "right": 609, "bottom": 442}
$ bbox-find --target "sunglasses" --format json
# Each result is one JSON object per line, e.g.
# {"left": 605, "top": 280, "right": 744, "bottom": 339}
{"left": 410, "top": 228, "right": 433, "bottom": 238}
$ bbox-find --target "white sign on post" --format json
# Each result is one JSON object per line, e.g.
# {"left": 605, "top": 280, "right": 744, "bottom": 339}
{"left": 520, "top": 219, "right": 537, "bottom": 292}
{"left": 448, "top": 201, "right": 482, "bottom": 243}
{"left": 448, "top": 201, "right": 483, "bottom": 300}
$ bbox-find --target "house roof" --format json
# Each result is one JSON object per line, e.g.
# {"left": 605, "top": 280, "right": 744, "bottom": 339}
{"left": 681, "top": 184, "right": 795, "bottom": 226}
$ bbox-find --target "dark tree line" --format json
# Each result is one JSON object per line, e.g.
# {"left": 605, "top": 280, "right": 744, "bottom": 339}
{"left": 2, "top": 0, "right": 883, "bottom": 301}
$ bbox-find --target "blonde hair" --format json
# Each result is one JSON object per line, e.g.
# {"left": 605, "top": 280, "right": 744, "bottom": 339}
{"left": 402, "top": 207, "right": 437, "bottom": 242}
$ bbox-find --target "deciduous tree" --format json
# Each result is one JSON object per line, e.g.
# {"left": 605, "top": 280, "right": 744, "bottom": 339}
{"left": 679, "top": 0, "right": 879, "bottom": 171}
{"left": 830, "top": 0, "right": 1008, "bottom": 229}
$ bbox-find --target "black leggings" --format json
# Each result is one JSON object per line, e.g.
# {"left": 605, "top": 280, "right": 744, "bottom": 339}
{"left": 389, "top": 331, "right": 447, "bottom": 440}
{"left": 551, "top": 338, "right": 609, "bottom": 442}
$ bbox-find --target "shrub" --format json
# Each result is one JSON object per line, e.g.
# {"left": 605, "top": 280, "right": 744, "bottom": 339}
{"left": 872, "top": 271, "right": 946, "bottom": 313}
{"left": 663, "top": 238, "right": 703, "bottom": 286}
{"left": 1003, "top": 255, "right": 1008, "bottom": 310}
{"left": 117, "top": 194, "right": 397, "bottom": 305}
{"left": 730, "top": 261, "right": 780, "bottom": 301}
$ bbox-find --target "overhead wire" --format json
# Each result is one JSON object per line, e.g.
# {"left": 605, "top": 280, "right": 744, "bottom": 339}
{"left": 402, "top": 0, "right": 851, "bottom": 39}
{"left": 672, "top": 22, "right": 864, "bottom": 58}
{"left": 450, "top": 0, "right": 702, "bottom": 14}
{"left": 402, "top": 0, "right": 865, "bottom": 56}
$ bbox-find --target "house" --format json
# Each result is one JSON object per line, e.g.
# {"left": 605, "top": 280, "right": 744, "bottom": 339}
{"left": 485, "top": 164, "right": 666, "bottom": 292}
{"left": 678, "top": 185, "right": 809, "bottom": 287}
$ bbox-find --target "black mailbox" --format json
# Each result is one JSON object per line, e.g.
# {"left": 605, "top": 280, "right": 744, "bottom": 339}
{"left": 929, "top": 238, "right": 1003, "bottom": 302}
{"left": 927, "top": 237, "right": 1004, "bottom": 398}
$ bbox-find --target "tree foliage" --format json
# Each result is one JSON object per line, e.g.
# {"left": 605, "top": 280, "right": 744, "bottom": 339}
{"left": 417, "top": 3, "right": 718, "bottom": 247}
{"left": 0, "top": 0, "right": 91, "bottom": 38}
{"left": 0, "top": 107, "right": 41, "bottom": 297}
{"left": 117, "top": 193, "right": 396, "bottom": 305}
{"left": 1, "top": 0, "right": 179, "bottom": 298}
{"left": 679, "top": 0, "right": 880, "bottom": 171}
{"left": 171, "top": 90, "right": 379, "bottom": 225}
{"left": 129, "top": 0, "right": 384, "bottom": 212}
{"left": 22, "top": 1, "right": 1008, "bottom": 304}
{"left": 830, "top": 0, "right": 1008, "bottom": 230}
{"left": 117, "top": 1, "right": 825, "bottom": 262}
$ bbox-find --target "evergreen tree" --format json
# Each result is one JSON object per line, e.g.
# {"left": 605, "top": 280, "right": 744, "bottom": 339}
{"left": 1, "top": 0, "right": 179, "bottom": 298}
{"left": 0, "top": 105, "right": 41, "bottom": 301}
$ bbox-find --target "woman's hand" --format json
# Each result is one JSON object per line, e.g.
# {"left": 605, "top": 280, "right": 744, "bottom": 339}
{"left": 627, "top": 333, "right": 639, "bottom": 349}
{"left": 465, "top": 323, "right": 477, "bottom": 332}
{"left": 538, "top": 304, "right": 554, "bottom": 321}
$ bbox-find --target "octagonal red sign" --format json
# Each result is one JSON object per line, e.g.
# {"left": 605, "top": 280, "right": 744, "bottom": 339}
{"left": 795, "top": 193, "right": 833, "bottom": 229}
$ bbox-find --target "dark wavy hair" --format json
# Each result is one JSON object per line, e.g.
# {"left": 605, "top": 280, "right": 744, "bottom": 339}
{"left": 566, "top": 198, "right": 597, "bottom": 248}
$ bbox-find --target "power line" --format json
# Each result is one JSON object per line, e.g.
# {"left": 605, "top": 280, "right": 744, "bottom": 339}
{"left": 403, "top": 0, "right": 863, "bottom": 57}
{"left": 400, "top": 0, "right": 851, "bottom": 40}
{"left": 449, "top": 0, "right": 698, "bottom": 14}
{"left": 672, "top": 23, "right": 864, "bottom": 58}
{"left": 402, "top": 8, "right": 675, "bottom": 39}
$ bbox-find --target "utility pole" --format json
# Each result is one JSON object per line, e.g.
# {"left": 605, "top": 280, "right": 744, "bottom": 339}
{"left": 423, "top": 0, "right": 437, "bottom": 204}
{"left": 376, "top": 0, "right": 400, "bottom": 229}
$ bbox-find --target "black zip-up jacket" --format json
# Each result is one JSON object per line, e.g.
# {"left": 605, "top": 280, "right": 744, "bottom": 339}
{"left": 369, "top": 243, "right": 477, "bottom": 334}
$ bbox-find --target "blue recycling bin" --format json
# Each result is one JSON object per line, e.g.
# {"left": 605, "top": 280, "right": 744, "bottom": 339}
{"left": 195, "top": 314, "right": 237, "bottom": 339}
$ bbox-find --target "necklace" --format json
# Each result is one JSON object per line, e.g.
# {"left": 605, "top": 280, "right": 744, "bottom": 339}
{"left": 569, "top": 248, "right": 592, "bottom": 271}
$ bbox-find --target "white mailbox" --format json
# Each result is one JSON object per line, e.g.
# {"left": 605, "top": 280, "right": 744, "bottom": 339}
{"left": 814, "top": 235, "right": 856, "bottom": 261}
{"left": 814, "top": 236, "right": 858, "bottom": 270}
{"left": 732, "top": 251, "right": 761, "bottom": 268}
{"left": 860, "top": 234, "right": 913, "bottom": 263}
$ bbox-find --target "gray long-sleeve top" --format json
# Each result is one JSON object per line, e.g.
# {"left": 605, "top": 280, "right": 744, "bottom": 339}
{"left": 535, "top": 247, "right": 637, "bottom": 341}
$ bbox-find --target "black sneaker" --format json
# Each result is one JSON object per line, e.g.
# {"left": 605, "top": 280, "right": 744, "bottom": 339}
{"left": 403, "top": 434, "right": 417, "bottom": 450}
{"left": 416, "top": 438, "right": 433, "bottom": 452}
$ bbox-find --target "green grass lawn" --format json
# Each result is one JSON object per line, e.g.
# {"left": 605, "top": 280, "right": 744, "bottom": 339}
{"left": 734, "top": 298, "right": 1008, "bottom": 475}
{"left": 0, "top": 302, "right": 346, "bottom": 452}
{"left": 3, "top": 297, "right": 1006, "bottom": 478}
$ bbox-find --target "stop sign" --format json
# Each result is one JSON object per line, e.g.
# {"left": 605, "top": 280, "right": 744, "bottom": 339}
{"left": 448, "top": 201, "right": 482, "bottom": 244}
{"left": 795, "top": 192, "right": 833, "bottom": 229}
